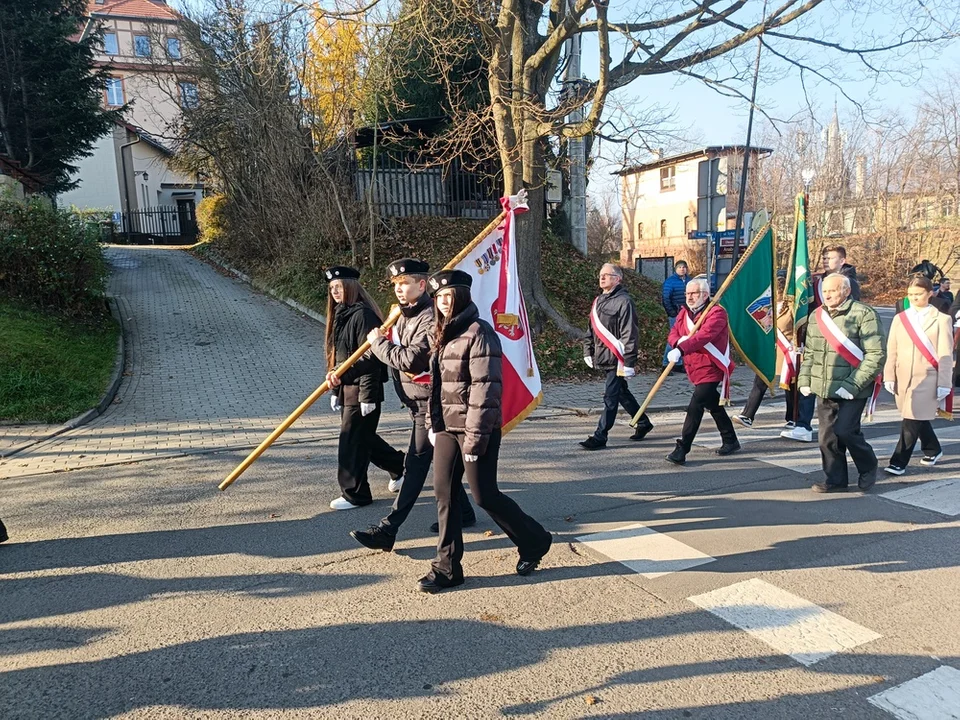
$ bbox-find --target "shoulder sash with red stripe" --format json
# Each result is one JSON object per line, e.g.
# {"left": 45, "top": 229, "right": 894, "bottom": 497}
{"left": 590, "top": 297, "right": 626, "bottom": 376}
{"left": 815, "top": 305, "right": 883, "bottom": 419}
{"left": 901, "top": 310, "right": 953, "bottom": 419}
{"left": 683, "top": 307, "right": 734, "bottom": 404}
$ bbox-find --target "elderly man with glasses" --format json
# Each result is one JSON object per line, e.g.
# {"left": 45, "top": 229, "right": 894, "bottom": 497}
{"left": 665, "top": 277, "right": 740, "bottom": 464}
{"left": 580, "top": 263, "right": 654, "bottom": 450}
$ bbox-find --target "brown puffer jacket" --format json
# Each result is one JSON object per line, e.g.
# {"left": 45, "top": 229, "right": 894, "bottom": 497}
{"left": 427, "top": 302, "right": 503, "bottom": 456}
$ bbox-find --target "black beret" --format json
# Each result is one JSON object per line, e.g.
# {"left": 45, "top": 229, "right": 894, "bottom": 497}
{"left": 387, "top": 258, "right": 430, "bottom": 278}
{"left": 427, "top": 269, "right": 472, "bottom": 296}
{"left": 324, "top": 266, "right": 360, "bottom": 281}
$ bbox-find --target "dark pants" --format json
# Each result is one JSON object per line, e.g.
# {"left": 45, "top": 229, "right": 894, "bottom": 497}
{"left": 679, "top": 382, "right": 738, "bottom": 451}
{"left": 594, "top": 370, "right": 648, "bottom": 441}
{"left": 817, "top": 397, "right": 878, "bottom": 487}
{"left": 890, "top": 419, "right": 941, "bottom": 468}
{"left": 432, "top": 428, "right": 550, "bottom": 579}
{"left": 380, "top": 408, "right": 475, "bottom": 535}
{"left": 742, "top": 376, "right": 814, "bottom": 430}
{"left": 337, "top": 404, "right": 405, "bottom": 505}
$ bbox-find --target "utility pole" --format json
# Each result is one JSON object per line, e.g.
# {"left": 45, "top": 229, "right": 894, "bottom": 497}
{"left": 564, "top": 6, "right": 587, "bottom": 256}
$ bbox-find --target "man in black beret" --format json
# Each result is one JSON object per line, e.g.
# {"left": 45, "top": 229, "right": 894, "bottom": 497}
{"left": 350, "top": 259, "right": 476, "bottom": 551}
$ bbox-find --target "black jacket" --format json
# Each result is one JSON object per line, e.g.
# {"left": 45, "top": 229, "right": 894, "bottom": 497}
{"left": 369, "top": 294, "right": 433, "bottom": 411}
{"left": 583, "top": 284, "right": 638, "bottom": 370}
{"left": 331, "top": 301, "right": 386, "bottom": 405}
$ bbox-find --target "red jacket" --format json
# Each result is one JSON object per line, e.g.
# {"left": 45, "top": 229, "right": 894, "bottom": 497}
{"left": 668, "top": 305, "right": 734, "bottom": 385}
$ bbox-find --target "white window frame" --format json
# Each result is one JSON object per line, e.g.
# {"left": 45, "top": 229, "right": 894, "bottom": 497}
{"left": 134, "top": 35, "right": 151, "bottom": 57}
{"left": 103, "top": 32, "right": 119, "bottom": 55}
{"left": 106, "top": 77, "right": 124, "bottom": 106}
{"left": 660, "top": 166, "right": 676, "bottom": 192}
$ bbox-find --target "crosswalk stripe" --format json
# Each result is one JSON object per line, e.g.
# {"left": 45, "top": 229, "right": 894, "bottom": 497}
{"left": 575, "top": 523, "right": 716, "bottom": 578}
{"left": 687, "top": 578, "right": 882, "bottom": 666}
{"left": 867, "top": 665, "right": 960, "bottom": 719}
{"left": 881, "top": 478, "right": 960, "bottom": 517}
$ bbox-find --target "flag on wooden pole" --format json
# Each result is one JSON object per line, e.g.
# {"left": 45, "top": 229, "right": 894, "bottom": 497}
{"left": 780, "top": 193, "right": 813, "bottom": 388}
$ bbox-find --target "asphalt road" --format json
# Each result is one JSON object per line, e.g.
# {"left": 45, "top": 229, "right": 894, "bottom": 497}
{"left": 2, "top": 402, "right": 958, "bottom": 719}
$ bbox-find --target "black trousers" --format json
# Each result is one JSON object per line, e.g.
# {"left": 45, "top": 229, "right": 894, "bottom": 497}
{"left": 593, "top": 370, "right": 649, "bottom": 441}
{"left": 742, "top": 375, "right": 815, "bottom": 430}
{"left": 432, "top": 428, "right": 550, "bottom": 579}
{"left": 337, "top": 404, "right": 405, "bottom": 506}
{"left": 679, "top": 382, "right": 738, "bottom": 451}
{"left": 380, "top": 408, "right": 475, "bottom": 535}
{"left": 817, "top": 397, "right": 878, "bottom": 487}
{"left": 890, "top": 419, "right": 942, "bottom": 468}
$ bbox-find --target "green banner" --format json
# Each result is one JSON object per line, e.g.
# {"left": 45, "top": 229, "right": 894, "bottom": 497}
{"left": 785, "top": 193, "right": 812, "bottom": 339}
{"left": 718, "top": 224, "right": 777, "bottom": 386}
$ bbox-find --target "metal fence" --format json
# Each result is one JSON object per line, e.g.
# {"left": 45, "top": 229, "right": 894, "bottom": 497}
{"left": 355, "top": 158, "right": 499, "bottom": 219}
{"left": 113, "top": 205, "right": 198, "bottom": 245}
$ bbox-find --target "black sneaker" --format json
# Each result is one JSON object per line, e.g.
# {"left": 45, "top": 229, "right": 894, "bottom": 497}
{"left": 858, "top": 467, "right": 878, "bottom": 492}
{"left": 666, "top": 440, "right": 687, "bottom": 465}
{"left": 418, "top": 571, "right": 465, "bottom": 593}
{"left": 884, "top": 465, "right": 906, "bottom": 476}
{"left": 350, "top": 525, "right": 395, "bottom": 552}
{"left": 517, "top": 534, "right": 552, "bottom": 576}
{"left": 716, "top": 441, "right": 741, "bottom": 456}
{"left": 734, "top": 415, "right": 753, "bottom": 428}
{"left": 630, "top": 419, "right": 653, "bottom": 441}
{"left": 430, "top": 515, "right": 477, "bottom": 534}
{"left": 811, "top": 482, "right": 847, "bottom": 493}
{"left": 920, "top": 452, "right": 943, "bottom": 467}
{"left": 579, "top": 436, "right": 607, "bottom": 450}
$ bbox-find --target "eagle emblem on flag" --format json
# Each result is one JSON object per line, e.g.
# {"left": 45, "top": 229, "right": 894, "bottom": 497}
{"left": 746, "top": 286, "right": 773, "bottom": 333}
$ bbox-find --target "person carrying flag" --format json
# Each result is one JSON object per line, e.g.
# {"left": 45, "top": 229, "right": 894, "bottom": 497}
{"left": 665, "top": 278, "right": 740, "bottom": 465}
{"left": 580, "top": 264, "right": 654, "bottom": 450}
{"left": 883, "top": 275, "right": 954, "bottom": 476}
{"left": 349, "top": 258, "right": 476, "bottom": 551}
{"left": 798, "top": 273, "right": 885, "bottom": 493}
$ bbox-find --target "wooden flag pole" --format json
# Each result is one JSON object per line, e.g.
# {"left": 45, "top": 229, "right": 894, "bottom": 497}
{"left": 630, "top": 223, "right": 771, "bottom": 426}
{"left": 218, "top": 207, "right": 511, "bottom": 491}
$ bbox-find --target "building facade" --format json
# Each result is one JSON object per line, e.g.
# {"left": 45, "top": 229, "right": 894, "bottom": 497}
{"left": 618, "top": 146, "right": 770, "bottom": 269}
{"left": 58, "top": 0, "right": 202, "bottom": 222}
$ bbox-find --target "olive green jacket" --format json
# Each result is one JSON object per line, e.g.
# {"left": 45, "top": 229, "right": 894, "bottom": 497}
{"left": 798, "top": 299, "right": 886, "bottom": 400}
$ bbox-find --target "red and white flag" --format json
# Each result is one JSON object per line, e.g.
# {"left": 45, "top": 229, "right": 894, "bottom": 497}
{"left": 449, "top": 193, "right": 542, "bottom": 433}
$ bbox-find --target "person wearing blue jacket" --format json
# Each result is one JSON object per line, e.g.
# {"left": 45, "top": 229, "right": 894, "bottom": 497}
{"left": 661, "top": 260, "right": 689, "bottom": 369}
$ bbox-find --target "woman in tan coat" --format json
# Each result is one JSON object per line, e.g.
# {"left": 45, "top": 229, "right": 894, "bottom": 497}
{"left": 883, "top": 276, "right": 955, "bottom": 475}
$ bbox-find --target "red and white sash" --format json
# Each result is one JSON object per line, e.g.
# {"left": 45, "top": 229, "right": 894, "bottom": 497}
{"left": 901, "top": 309, "right": 954, "bottom": 419}
{"left": 387, "top": 326, "right": 430, "bottom": 385}
{"left": 777, "top": 328, "right": 799, "bottom": 389}
{"left": 590, "top": 297, "right": 627, "bottom": 375}
{"left": 684, "top": 309, "right": 734, "bottom": 403}
{"left": 815, "top": 305, "right": 882, "bottom": 419}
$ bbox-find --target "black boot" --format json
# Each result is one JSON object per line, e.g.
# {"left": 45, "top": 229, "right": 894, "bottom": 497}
{"left": 716, "top": 440, "right": 741, "bottom": 456}
{"left": 350, "top": 525, "right": 395, "bottom": 552}
{"left": 630, "top": 415, "right": 654, "bottom": 441}
{"left": 418, "top": 571, "right": 465, "bottom": 593}
{"left": 666, "top": 440, "right": 687, "bottom": 465}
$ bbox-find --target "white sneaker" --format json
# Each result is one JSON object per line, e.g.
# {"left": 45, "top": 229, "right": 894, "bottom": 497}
{"left": 388, "top": 476, "right": 404, "bottom": 493}
{"left": 920, "top": 452, "right": 943, "bottom": 467}
{"left": 780, "top": 426, "right": 814, "bottom": 442}
{"left": 330, "top": 497, "right": 360, "bottom": 511}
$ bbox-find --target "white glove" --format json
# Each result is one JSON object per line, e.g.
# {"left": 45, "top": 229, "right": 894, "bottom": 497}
{"left": 428, "top": 429, "right": 436, "bottom": 446}
{"left": 330, "top": 394, "right": 341, "bottom": 412}
{"left": 464, "top": 454, "right": 478, "bottom": 463}
{"left": 884, "top": 381, "right": 895, "bottom": 395}
{"left": 584, "top": 356, "right": 594, "bottom": 369}
{"left": 667, "top": 348, "right": 682, "bottom": 364}
{"left": 623, "top": 367, "right": 636, "bottom": 378}
{"left": 938, "top": 386, "right": 951, "bottom": 400}
{"left": 799, "top": 386, "right": 812, "bottom": 397}
{"left": 836, "top": 387, "right": 854, "bottom": 400}
{"left": 360, "top": 402, "right": 376, "bottom": 416}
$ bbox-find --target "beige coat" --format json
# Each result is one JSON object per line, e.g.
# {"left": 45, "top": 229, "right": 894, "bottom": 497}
{"left": 884, "top": 307, "right": 955, "bottom": 420}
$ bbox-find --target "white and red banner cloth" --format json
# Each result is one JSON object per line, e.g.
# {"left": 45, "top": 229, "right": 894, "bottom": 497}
{"left": 685, "top": 312, "right": 734, "bottom": 403}
{"left": 449, "top": 193, "right": 542, "bottom": 433}
{"left": 590, "top": 299, "right": 626, "bottom": 375}
{"left": 815, "top": 306, "right": 882, "bottom": 419}
{"left": 901, "top": 309, "right": 954, "bottom": 419}
{"left": 777, "top": 328, "right": 799, "bottom": 389}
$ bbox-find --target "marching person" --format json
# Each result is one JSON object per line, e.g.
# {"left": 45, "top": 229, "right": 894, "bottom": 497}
{"left": 349, "top": 258, "right": 476, "bottom": 551}
{"left": 661, "top": 260, "right": 690, "bottom": 372}
{"left": 665, "top": 277, "right": 740, "bottom": 464}
{"left": 419, "top": 269, "right": 551, "bottom": 593}
{"left": 896, "top": 262, "right": 951, "bottom": 315}
{"left": 816, "top": 245, "right": 861, "bottom": 302}
{"left": 883, "top": 276, "right": 954, "bottom": 475}
{"left": 324, "top": 266, "right": 405, "bottom": 510}
{"left": 937, "top": 277, "right": 953, "bottom": 306}
{"left": 580, "top": 263, "right": 653, "bottom": 450}
{"left": 798, "top": 273, "right": 885, "bottom": 493}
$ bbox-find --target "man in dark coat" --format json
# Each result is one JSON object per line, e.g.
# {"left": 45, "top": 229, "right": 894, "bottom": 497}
{"left": 819, "top": 245, "right": 862, "bottom": 302}
{"left": 661, "top": 260, "right": 689, "bottom": 370}
{"left": 580, "top": 263, "right": 653, "bottom": 450}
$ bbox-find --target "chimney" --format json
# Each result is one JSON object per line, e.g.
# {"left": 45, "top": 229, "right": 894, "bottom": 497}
{"left": 854, "top": 155, "right": 867, "bottom": 197}
{"left": 654, "top": 147, "right": 664, "bottom": 160}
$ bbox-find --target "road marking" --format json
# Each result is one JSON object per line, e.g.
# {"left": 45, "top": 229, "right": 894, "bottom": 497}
{"left": 758, "top": 425, "right": 960, "bottom": 474}
{"left": 687, "top": 578, "right": 881, "bottom": 666}
{"left": 881, "top": 478, "right": 960, "bottom": 516}
{"left": 867, "top": 665, "right": 960, "bottom": 719}
{"left": 575, "top": 523, "right": 715, "bottom": 578}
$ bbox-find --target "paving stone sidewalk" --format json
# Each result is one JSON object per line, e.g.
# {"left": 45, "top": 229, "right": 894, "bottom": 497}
{"left": 0, "top": 247, "right": 757, "bottom": 480}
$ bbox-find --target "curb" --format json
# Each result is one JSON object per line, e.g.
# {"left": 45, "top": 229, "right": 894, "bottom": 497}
{"left": 193, "top": 249, "right": 327, "bottom": 326}
{"left": 0, "top": 296, "right": 127, "bottom": 459}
